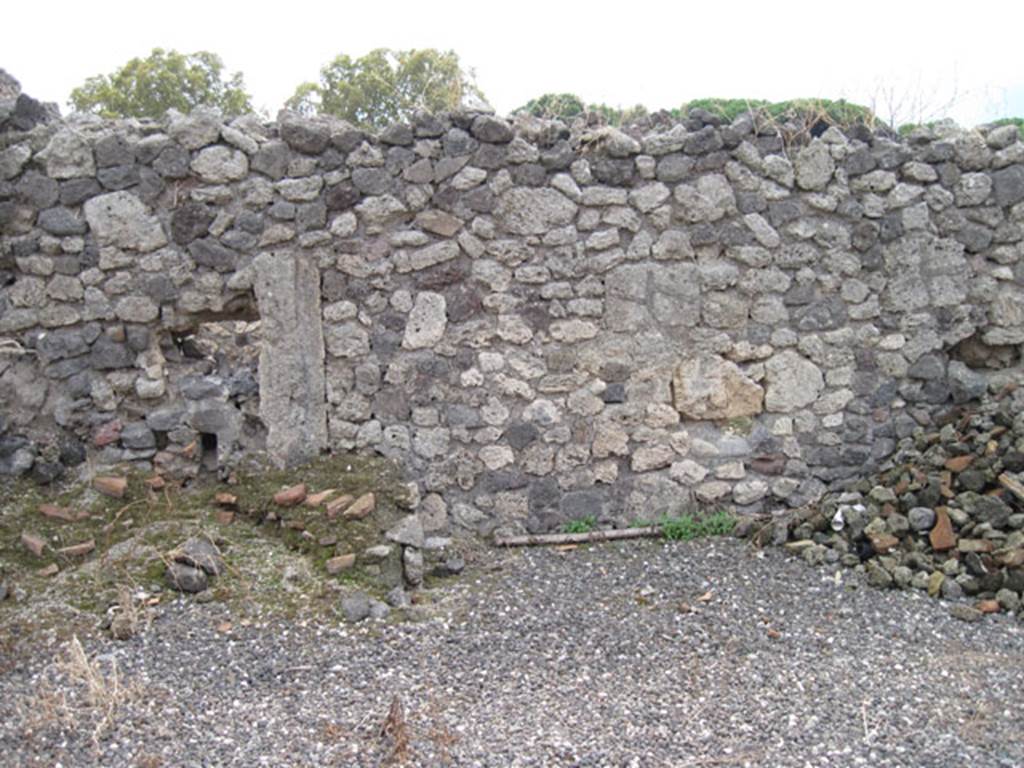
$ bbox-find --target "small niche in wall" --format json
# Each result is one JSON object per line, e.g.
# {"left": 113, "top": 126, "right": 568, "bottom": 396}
{"left": 164, "top": 293, "right": 261, "bottom": 376}
{"left": 949, "top": 333, "right": 1020, "bottom": 369}
{"left": 199, "top": 432, "right": 218, "bottom": 472}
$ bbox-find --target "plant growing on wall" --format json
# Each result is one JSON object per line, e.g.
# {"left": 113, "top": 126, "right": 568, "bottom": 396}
{"left": 287, "top": 48, "right": 486, "bottom": 129}
{"left": 69, "top": 48, "right": 253, "bottom": 119}
{"left": 514, "top": 92, "right": 648, "bottom": 127}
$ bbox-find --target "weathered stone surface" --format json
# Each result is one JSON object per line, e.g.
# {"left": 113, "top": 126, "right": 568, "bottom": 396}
{"left": 495, "top": 187, "right": 577, "bottom": 234}
{"left": 763, "top": 351, "right": 824, "bottom": 412}
{"left": 278, "top": 111, "right": 331, "bottom": 154}
{"left": 37, "top": 207, "right": 87, "bottom": 236}
{"left": 794, "top": 141, "right": 834, "bottom": 191}
{"left": 167, "top": 108, "right": 222, "bottom": 149}
{"left": 403, "top": 292, "right": 447, "bottom": 349}
{"left": 191, "top": 146, "right": 248, "bottom": 183}
{"left": 674, "top": 174, "right": 736, "bottom": 222}
{"left": 471, "top": 115, "right": 513, "bottom": 143}
{"left": 672, "top": 354, "right": 764, "bottom": 420}
{"left": 254, "top": 251, "right": 328, "bottom": 467}
{"left": 341, "top": 593, "right": 371, "bottom": 622}
{"left": 386, "top": 515, "right": 424, "bottom": 548}
{"left": 991, "top": 165, "right": 1024, "bottom": 207}
{"left": 188, "top": 238, "right": 238, "bottom": 272}
{"left": 0, "top": 143, "right": 31, "bottom": 181}
{"left": 39, "top": 129, "right": 95, "bottom": 179}
{"left": 83, "top": 191, "right": 167, "bottom": 252}
{"left": 631, "top": 444, "right": 674, "bottom": 472}
{"left": 415, "top": 209, "right": 463, "bottom": 237}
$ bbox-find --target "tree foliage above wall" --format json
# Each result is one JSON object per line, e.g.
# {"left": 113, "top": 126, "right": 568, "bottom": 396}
{"left": 69, "top": 48, "right": 253, "bottom": 119}
{"left": 287, "top": 48, "right": 485, "bottom": 129}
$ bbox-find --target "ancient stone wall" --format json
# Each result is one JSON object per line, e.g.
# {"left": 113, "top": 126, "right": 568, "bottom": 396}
{"left": 2, "top": 97, "right": 1024, "bottom": 536}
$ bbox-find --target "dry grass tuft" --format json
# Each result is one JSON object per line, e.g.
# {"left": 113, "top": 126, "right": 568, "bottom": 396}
{"left": 58, "top": 635, "right": 134, "bottom": 743}
{"left": 18, "top": 635, "right": 140, "bottom": 749}
{"left": 380, "top": 694, "right": 411, "bottom": 765}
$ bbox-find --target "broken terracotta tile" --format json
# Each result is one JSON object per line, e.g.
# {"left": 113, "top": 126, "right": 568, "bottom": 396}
{"left": 324, "top": 494, "right": 354, "bottom": 520}
{"left": 929, "top": 508, "right": 957, "bottom": 551}
{"left": 342, "top": 492, "right": 376, "bottom": 521}
{"left": 57, "top": 539, "right": 96, "bottom": 557}
{"left": 944, "top": 455, "right": 974, "bottom": 473}
{"left": 214, "top": 492, "right": 238, "bottom": 508}
{"left": 977, "top": 600, "right": 1001, "bottom": 614}
{"left": 305, "top": 489, "right": 337, "bottom": 508}
{"left": 325, "top": 554, "right": 356, "bottom": 574}
{"left": 94, "top": 476, "right": 127, "bottom": 498}
{"left": 868, "top": 532, "right": 900, "bottom": 555}
{"left": 93, "top": 420, "right": 122, "bottom": 447}
{"left": 21, "top": 531, "right": 47, "bottom": 557}
{"left": 273, "top": 484, "right": 307, "bottom": 507}
{"left": 39, "top": 504, "right": 83, "bottom": 523}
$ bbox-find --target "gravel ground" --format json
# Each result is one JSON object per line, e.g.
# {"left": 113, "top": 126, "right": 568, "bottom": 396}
{"left": 2, "top": 537, "right": 1023, "bottom": 767}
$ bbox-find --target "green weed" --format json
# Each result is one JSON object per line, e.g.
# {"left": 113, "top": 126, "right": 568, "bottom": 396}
{"left": 658, "top": 510, "right": 736, "bottom": 541}
{"left": 561, "top": 516, "right": 597, "bottom": 534}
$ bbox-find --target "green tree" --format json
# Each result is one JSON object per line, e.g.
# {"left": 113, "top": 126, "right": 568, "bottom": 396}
{"left": 69, "top": 48, "right": 252, "bottom": 119}
{"left": 287, "top": 48, "right": 484, "bottom": 129}
{"left": 515, "top": 93, "right": 586, "bottom": 120}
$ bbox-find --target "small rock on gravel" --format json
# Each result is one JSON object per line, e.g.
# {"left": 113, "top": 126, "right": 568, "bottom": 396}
{"left": 165, "top": 562, "right": 209, "bottom": 593}
{"left": 174, "top": 536, "right": 225, "bottom": 575}
{"left": 949, "top": 604, "right": 984, "bottom": 622}
{"left": 341, "top": 592, "right": 371, "bottom": 622}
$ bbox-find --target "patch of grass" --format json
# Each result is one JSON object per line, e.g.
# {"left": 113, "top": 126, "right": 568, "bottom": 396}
{"left": 658, "top": 510, "right": 736, "bottom": 541}
{"left": 726, "top": 416, "right": 754, "bottom": 435}
{"left": 0, "top": 451, "right": 410, "bottom": 638}
{"left": 561, "top": 515, "right": 597, "bottom": 534}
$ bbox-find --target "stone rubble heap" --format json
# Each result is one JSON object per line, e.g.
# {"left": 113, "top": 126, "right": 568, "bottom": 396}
{"left": 765, "top": 388, "right": 1024, "bottom": 620}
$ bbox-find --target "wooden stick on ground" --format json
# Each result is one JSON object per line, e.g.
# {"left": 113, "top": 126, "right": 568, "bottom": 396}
{"left": 495, "top": 526, "right": 662, "bottom": 547}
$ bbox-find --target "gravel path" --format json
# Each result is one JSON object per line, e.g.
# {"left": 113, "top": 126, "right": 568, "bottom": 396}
{"left": 2, "top": 538, "right": 1023, "bottom": 767}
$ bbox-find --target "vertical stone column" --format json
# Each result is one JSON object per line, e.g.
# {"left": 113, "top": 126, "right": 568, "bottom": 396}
{"left": 253, "top": 250, "right": 327, "bottom": 467}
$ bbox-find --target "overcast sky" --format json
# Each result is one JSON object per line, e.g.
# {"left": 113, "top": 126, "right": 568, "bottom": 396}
{"left": 6, "top": 0, "right": 1023, "bottom": 128}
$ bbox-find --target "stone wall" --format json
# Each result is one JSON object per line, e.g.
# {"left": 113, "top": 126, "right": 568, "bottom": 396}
{"left": 2, "top": 96, "right": 1024, "bottom": 536}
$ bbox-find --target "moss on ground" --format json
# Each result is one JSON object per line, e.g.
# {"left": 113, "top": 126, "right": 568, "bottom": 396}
{"left": 0, "top": 451, "right": 412, "bottom": 641}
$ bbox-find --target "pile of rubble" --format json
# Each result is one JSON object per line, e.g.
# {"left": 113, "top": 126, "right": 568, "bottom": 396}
{"left": 763, "top": 387, "right": 1024, "bottom": 620}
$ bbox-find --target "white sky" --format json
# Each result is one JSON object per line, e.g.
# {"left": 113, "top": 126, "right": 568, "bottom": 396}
{"left": 6, "top": 0, "right": 1024, "bottom": 128}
